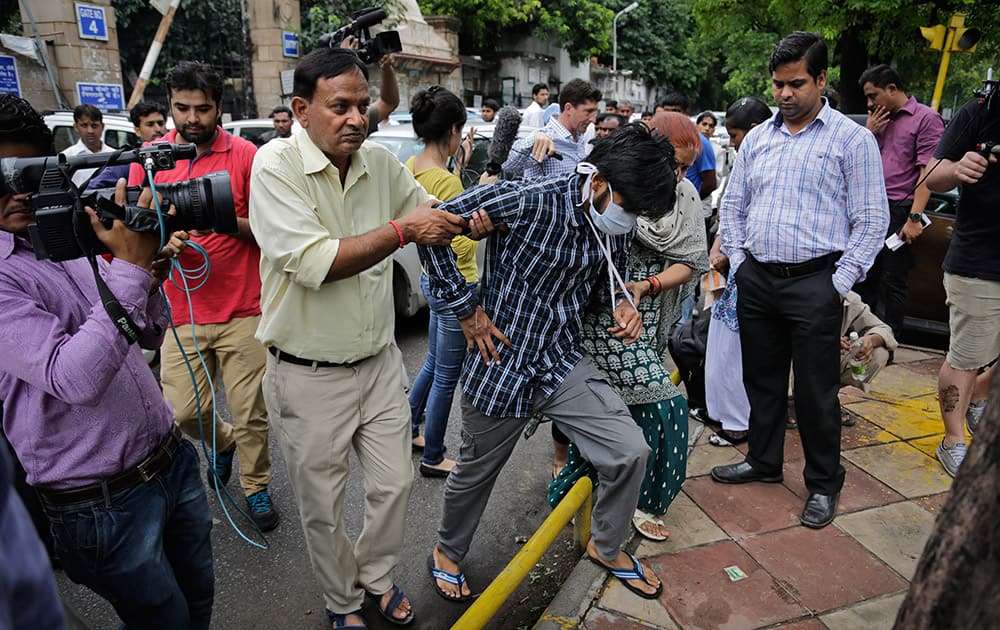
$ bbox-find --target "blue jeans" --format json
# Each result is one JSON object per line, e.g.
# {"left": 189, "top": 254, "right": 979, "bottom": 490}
{"left": 41, "top": 440, "right": 215, "bottom": 630}
{"left": 409, "top": 275, "right": 476, "bottom": 465}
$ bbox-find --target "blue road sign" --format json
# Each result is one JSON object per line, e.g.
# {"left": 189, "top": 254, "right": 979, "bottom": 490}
{"left": 76, "top": 3, "right": 109, "bottom": 42}
{"left": 283, "top": 32, "right": 299, "bottom": 58}
{"left": 0, "top": 55, "right": 20, "bottom": 96}
{"left": 76, "top": 82, "right": 125, "bottom": 112}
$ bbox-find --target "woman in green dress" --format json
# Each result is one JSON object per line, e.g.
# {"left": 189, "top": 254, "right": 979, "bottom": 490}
{"left": 548, "top": 113, "right": 708, "bottom": 541}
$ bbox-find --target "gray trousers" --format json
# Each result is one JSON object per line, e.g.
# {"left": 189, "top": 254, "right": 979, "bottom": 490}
{"left": 437, "top": 355, "right": 650, "bottom": 562}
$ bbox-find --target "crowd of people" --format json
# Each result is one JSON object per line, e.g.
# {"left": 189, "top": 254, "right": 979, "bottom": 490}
{"left": 0, "top": 26, "right": 996, "bottom": 630}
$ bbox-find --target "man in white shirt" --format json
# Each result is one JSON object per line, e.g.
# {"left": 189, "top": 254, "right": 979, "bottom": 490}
{"left": 61, "top": 104, "right": 111, "bottom": 187}
{"left": 522, "top": 83, "right": 549, "bottom": 128}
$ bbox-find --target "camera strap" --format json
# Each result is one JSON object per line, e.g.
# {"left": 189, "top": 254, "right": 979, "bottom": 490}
{"left": 86, "top": 251, "right": 141, "bottom": 344}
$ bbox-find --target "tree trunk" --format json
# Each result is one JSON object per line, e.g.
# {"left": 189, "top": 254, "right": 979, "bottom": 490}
{"left": 894, "top": 369, "right": 1000, "bottom": 628}
{"left": 834, "top": 29, "right": 870, "bottom": 114}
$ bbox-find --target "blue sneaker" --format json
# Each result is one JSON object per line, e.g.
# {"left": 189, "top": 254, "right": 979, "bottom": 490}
{"left": 246, "top": 489, "right": 279, "bottom": 531}
{"left": 206, "top": 443, "right": 236, "bottom": 488}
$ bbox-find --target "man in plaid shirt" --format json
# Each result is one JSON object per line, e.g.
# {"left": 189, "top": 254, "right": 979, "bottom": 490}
{"left": 420, "top": 125, "right": 679, "bottom": 602}
{"left": 502, "top": 78, "right": 600, "bottom": 179}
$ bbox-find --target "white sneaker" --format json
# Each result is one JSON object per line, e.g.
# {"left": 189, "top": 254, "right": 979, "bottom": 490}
{"left": 936, "top": 439, "right": 967, "bottom": 478}
{"left": 966, "top": 400, "right": 986, "bottom": 436}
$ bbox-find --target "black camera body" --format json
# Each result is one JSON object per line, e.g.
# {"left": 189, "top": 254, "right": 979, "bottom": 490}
{"left": 317, "top": 7, "right": 402, "bottom": 65}
{"left": 0, "top": 143, "right": 237, "bottom": 262}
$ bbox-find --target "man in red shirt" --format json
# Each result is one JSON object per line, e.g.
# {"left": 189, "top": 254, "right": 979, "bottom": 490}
{"left": 130, "top": 61, "right": 277, "bottom": 530}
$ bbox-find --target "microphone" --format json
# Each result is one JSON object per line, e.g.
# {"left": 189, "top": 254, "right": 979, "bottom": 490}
{"left": 485, "top": 106, "right": 564, "bottom": 176}
{"left": 320, "top": 8, "right": 388, "bottom": 47}
{"left": 486, "top": 106, "right": 521, "bottom": 175}
{"left": 343, "top": 8, "right": 388, "bottom": 34}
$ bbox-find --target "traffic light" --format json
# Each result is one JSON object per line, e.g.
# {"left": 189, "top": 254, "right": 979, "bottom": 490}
{"left": 921, "top": 13, "right": 980, "bottom": 111}
{"left": 952, "top": 26, "right": 981, "bottom": 53}
{"left": 920, "top": 25, "right": 946, "bottom": 51}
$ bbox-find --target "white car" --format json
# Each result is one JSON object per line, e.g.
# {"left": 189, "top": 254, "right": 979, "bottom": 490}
{"left": 222, "top": 118, "right": 302, "bottom": 147}
{"left": 44, "top": 110, "right": 139, "bottom": 154}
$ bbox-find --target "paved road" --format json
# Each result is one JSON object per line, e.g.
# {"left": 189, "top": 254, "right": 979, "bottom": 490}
{"left": 58, "top": 312, "right": 576, "bottom": 629}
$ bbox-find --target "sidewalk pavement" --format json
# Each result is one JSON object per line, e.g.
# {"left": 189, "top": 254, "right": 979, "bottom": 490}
{"left": 536, "top": 346, "right": 958, "bottom": 630}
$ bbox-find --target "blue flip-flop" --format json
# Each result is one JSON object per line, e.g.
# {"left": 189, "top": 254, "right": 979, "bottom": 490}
{"left": 587, "top": 552, "right": 663, "bottom": 600}
{"left": 325, "top": 608, "right": 367, "bottom": 629}
{"left": 368, "top": 584, "right": 414, "bottom": 626}
{"left": 427, "top": 553, "right": 474, "bottom": 602}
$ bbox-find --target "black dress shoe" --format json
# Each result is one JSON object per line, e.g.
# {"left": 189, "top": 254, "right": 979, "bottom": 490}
{"left": 800, "top": 492, "right": 839, "bottom": 529}
{"left": 710, "top": 461, "right": 783, "bottom": 484}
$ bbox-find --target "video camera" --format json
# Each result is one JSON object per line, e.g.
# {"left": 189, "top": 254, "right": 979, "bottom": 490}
{"left": 317, "top": 7, "right": 402, "bottom": 65}
{"left": 0, "top": 142, "right": 236, "bottom": 262}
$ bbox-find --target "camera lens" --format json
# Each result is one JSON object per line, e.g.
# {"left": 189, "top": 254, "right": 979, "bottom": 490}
{"left": 157, "top": 171, "right": 237, "bottom": 234}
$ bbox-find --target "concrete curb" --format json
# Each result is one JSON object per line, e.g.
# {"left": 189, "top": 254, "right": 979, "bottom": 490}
{"left": 534, "top": 418, "right": 706, "bottom": 629}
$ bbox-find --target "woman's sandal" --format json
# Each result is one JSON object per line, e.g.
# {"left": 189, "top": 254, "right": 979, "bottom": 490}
{"left": 709, "top": 429, "right": 749, "bottom": 447}
{"left": 631, "top": 509, "right": 669, "bottom": 541}
{"left": 368, "top": 584, "right": 414, "bottom": 626}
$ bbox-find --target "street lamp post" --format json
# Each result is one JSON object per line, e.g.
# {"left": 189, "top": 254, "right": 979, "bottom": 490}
{"left": 612, "top": 2, "right": 639, "bottom": 101}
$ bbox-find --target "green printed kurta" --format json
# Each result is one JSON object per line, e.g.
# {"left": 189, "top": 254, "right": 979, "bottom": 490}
{"left": 547, "top": 243, "right": 689, "bottom": 515}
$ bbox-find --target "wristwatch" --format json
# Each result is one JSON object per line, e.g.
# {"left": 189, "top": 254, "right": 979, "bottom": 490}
{"left": 908, "top": 213, "right": 924, "bottom": 223}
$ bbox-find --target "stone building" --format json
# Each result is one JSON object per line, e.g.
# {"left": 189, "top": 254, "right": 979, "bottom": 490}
{"left": 15, "top": 0, "right": 124, "bottom": 112}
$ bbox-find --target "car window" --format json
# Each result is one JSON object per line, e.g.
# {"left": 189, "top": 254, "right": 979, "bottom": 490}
{"left": 926, "top": 189, "right": 959, "bottom": 217}
{"left": 51, "top": 125, "right": 76, "bottom": 153}
{"left": 234, "top": 126, "right": 277, "bottom": 147}
{"left": 105, "top": 129, "right": 139, "bottom": 149}
{"left": 458, "top": 137, "right": 491, "bottom": 188}
{"left": 367, "top": 137, "right": 423, "bottom": 165}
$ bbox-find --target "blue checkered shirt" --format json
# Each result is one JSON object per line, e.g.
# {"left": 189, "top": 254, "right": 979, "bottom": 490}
{"left": 418, "top": 174, "right": 630, "bottom": 418}
{"left": 719, "top": 102, "right": 888, "bottom": 295}
{"left": 501, "top": 117, "right": 588, "bottom": 179}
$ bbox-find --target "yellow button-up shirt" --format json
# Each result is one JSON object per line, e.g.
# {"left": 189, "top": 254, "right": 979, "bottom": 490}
{"left": 249, "top": 131, "right": 429, "bottom": 362}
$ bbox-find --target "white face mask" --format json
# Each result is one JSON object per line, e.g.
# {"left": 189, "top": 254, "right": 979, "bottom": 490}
{"left": 577, "top": 163, "right": 636, "bottom": 236}
{"left": 576, "top": 162, "right": 637, "bottom": 315}
{"left": 588, "top": 183, "right": 634, "bottom": 236}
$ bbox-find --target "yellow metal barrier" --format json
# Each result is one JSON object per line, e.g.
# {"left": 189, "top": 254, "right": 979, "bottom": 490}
{"left": 451, "top": 477, "right": 594, "bottom": 630}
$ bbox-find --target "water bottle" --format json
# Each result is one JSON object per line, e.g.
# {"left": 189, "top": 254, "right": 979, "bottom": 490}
{"left": 848, "top": 331, "right": 866, "bottom": 382}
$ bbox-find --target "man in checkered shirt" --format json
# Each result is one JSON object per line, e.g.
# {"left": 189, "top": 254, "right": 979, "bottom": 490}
{"left": 421, "top": 124, "right": 679, "bottom": 602}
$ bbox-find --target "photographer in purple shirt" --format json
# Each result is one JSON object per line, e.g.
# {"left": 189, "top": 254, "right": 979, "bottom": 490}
{"left": 0, "top": 94, "right": 214, "bottom": 629}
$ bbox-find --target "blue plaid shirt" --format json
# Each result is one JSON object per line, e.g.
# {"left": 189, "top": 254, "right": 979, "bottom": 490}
{"left": 719, "top": 101, "right": 888, "bottom": 295}
{"left": 419, "top": 174, "right": 630, "bottom": 418}
{"left": 501, "top": 117, "right": 588, "bottom": 179}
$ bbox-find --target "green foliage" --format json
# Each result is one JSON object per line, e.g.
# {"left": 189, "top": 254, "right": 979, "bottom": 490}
{"left": 599, "top": 0, "right": 708, "bottom": 94}
{"left": 691, "top": 0, "right": 1000, "bottom": 112}
{"left": 112, "top": 0, "right": 244, "bottom": 86}
{"left": 1, "top": 1, "right": 22, "bottom": 35}
{"left": 103, "top": 0, "right": 1000, "bottom": 115}
{"left": 417, "top": 0, "right": 611, "bottom": 63}
{"left": 418, "top": 0, "right": 539, "bottom": 50}
{"left": 534, "top": 1, "right": 612, "bottom": 64}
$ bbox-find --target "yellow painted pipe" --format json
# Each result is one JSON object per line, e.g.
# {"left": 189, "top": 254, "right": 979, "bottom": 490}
{"left": 451, "top": 477, "right": 594, "bottom": 630}
{"left": 670, "top": 368, "right": 681, "bottom": 386}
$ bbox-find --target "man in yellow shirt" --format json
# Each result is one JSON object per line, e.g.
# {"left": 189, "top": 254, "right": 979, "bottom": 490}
{"left": 249, "top": 47, "right": 466, "bottom": 628}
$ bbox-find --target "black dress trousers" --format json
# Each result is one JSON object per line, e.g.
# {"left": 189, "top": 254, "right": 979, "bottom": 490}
{"left": 735, "top": 255, "right": 846, "bottom": 496}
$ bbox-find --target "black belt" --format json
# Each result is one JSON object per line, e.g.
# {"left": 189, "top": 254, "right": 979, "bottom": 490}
{"left": 38, "top": 425, "right": 183, "bottom": 507}
{"left": 754, "top": 252, "right": 841, "bottom": 279}
{"left": 268, "top": 345, "right": 367, "bottom": 369}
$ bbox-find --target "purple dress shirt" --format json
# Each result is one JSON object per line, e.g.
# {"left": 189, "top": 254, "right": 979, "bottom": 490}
{"left": 0, "top": 231, "right": 172, "bottom": 490}
{"left": 874, "top": 96, "right": 944, "bottom": 202}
